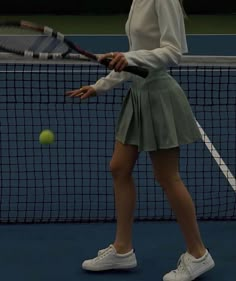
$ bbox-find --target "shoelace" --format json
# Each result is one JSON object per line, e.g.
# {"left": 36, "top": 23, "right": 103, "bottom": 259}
{"left": 173, "top": 253, "right": 191, "bottom": 275}
{"left": 98, "top": 246, "right": 110, "bottom": 256}
{"left": 94, "top": 245, "right": 113, "bottom": 261}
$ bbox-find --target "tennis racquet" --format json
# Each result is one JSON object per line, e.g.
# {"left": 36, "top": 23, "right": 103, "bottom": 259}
{"left": 0, "top": 20, "right": 149, "bottom": 78}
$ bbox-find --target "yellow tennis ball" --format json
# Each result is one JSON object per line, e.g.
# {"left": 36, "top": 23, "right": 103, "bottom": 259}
{"left": 39, "top": 129, "right": 55, "bottom": 144}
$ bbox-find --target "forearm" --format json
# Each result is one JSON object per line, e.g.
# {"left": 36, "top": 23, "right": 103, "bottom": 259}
{"left": 91, "top": 70, "right": 131, "bottom": 94}
{"left": 124, "top": 45, "right": 183, "bottom": 71}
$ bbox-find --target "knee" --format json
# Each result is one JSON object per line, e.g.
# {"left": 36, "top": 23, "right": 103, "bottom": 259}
{"left": 109, "top": 160, "right": 132, "bottom": 180}
{"left": 154, "top": 171, "right": 182, "bottom": 190}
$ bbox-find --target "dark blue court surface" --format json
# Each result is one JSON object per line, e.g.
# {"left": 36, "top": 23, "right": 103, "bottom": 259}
{"left": 0, "top": 222, "right": 235, "bottom": 281}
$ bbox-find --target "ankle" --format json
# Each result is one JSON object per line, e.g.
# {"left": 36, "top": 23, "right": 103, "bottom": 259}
{"left": 113, "top": 242, "right": 133, "bottom": 254}
{"left": 188, "top": 247, "right": 207, "bottom": 259}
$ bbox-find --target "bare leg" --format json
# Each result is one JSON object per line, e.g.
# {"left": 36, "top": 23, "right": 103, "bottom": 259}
{"left": 149, "top": 148, "right": 206, "bottom": 258}
{"left": 110, "top": 141, "right": 139, "bottom": 254}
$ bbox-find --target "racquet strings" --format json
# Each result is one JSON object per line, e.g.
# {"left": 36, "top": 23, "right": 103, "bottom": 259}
{"left": 0, "top": 25, "right": 69, "bottom": 55}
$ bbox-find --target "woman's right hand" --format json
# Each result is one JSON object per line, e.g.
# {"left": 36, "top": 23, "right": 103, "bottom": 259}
{"left": 65, "top": 86, "right": 97, "bottom": 100}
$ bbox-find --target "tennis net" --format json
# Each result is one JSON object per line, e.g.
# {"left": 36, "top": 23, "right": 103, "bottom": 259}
{"left": 0, "top": 54, "right": 235, "bottom": 223}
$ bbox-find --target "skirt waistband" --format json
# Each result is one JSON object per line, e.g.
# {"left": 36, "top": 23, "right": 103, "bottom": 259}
{"left": 131, "top": 68, "right": 173, "bottom": 89}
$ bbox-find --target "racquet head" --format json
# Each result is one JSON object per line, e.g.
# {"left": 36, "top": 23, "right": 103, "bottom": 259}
{"left": 0, "top": 20, "right": 149, "bottom": 78}
{"left": 0, "top": 20, "right": 72, "bottom": 59}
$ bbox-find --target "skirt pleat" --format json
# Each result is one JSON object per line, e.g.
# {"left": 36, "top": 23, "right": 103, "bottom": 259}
{"left": 115, "top": 70, "right": 202, "bottom": 151}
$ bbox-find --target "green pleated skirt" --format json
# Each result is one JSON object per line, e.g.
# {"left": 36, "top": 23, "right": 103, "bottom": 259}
{"left": 115, "top": 69, "right": 202, "bottom": 151}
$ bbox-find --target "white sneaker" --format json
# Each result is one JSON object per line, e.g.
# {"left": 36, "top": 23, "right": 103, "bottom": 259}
{"left": 163, "top": 249, "right": 215, "bottom": 281}
{"left": 82, "top": 244, "right": 137, "bottom": 271}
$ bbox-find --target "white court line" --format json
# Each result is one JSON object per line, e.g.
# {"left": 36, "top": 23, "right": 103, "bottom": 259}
{"left": 196, "top": 120, "right": 236, "bottom": 191}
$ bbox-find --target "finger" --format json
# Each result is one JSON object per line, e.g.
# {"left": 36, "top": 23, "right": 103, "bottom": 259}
{"left": 65, "top": 90, "right": 78, "bottom": 96}
{"left": 65, "top": 91, "right": 77, "bottom": 97}
{"left": 98, "top": 52, "right": 118, "bottom": 62}
{"left": 68, "top": 90, "right": 83, "bottom": 97}
{"left": 80, "top": 89, "right": 96, "bottom": 100}
{"left": 114, "top": 58, "right": 128, "bottom": 72}
{"left": 111, "top": 53, "right": 124, "bottom": 63}
{"left": 109, "top": 53, "right": 120, "bottom": 66}
{"left": 110, "top": 54, "right": 128, "bottom": 71}
{"left": 65, "top": 87, "right": 87, "bottom": 97}
{"left": 98, "top": 52, "right": 114, "bottom": 62}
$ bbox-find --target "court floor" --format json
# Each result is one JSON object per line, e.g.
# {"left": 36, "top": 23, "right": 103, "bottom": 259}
{"left": 0, "top": 222, "right": 235, "bottom": 281}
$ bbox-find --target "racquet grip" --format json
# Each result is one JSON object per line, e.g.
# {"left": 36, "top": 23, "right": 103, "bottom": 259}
{"left": 124, "top": 65, "right": 149, "bottom": 78}
{"left": 100, "top": 58, "right": 149, "bottom": 78}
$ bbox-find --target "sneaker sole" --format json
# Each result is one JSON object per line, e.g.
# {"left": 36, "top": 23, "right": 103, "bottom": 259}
{"left": 163, "top": 257, "right": 215, "bottom": 281}
{"left": 82, "top": 261, "right": 137, "bottom": 271}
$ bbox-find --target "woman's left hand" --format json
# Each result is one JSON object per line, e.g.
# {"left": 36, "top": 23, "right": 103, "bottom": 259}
{"left": 98, "top": 52, "right": 128, "bottom": 72}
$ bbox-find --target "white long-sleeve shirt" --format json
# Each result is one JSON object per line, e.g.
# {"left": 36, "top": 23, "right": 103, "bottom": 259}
{"left": 91, "top": 0, "right": 188, "bottom": 93}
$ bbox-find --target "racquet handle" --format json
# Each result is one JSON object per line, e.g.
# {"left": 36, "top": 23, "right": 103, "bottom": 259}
{"left": 123, "top": 65, "right": 149, "bottom": 78}
{"left": 100, "top": 58, "right": 149, "bottom": 78}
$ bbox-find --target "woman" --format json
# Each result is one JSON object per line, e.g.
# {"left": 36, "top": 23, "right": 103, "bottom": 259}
{"left": 66, "top": 0, "right": 215, "bottom": 280}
